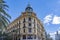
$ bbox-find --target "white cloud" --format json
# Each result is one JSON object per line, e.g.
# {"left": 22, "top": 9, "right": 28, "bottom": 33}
{"left": 52, "top": 15, "right": 60, "bottom": 24}
{"left": 44, "top": 14, "right": 60, "bottom": 24}
{"left": 43, "top": 14, "right": 52, "bottom": 24}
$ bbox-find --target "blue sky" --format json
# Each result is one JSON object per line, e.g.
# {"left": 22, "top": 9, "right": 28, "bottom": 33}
{"left": 4, "top": 0, "right": 60, "bottom": 39}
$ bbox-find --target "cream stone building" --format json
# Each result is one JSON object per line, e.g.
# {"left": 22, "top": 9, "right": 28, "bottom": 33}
{"left": 5, "top": 4, "right": 46, "bottom": 40}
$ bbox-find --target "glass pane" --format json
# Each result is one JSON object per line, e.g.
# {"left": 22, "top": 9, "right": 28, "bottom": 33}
{"left": 23, "top": 35, "right": 26, "bottom": 39}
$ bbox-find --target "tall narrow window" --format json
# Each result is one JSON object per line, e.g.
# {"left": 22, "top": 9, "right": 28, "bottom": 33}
{"left": 34, "top": 19, "right": 35, "bottom": 23}
{"left": 23, "top": 18, "right": 25, "bottom": 23}
{"left": 23, "top": 29, "right": 25, "bottom": 33}
{"left": 23, "top": 23, "right": 26, "bottom": 28}
{"left": 34, "top": 19, "right": 36, "bottom": 33}
{"left": 41, "top": 34, "right": 43, "bottom": 36}
{"left": 19, "top": 21, "right": 20, "bottom": 24}
{"left": 29, "top": 28, "right": 32, "bottom": 32}
{"left": 29, "top": 23, "right": 31, "bottom": 26}
{"left": 19, "top": 21, "right": 20, "bottom": 28}
{"left": 34, "top": 35, "right": 36, "bottom": 39}
{"left": 19, "top": 21, "right": 20, "bottom": 36}
{"left": 27, "top": 35, "right": 33, "bottom": 39}
{"left": 17, "top": 22, "right": 18, "bottom": 26}
{"left": 18, "top": 38, "right": 20, "bottom": 40}
{"left": 23, "top": 35, "right": 26, "bottom": 39}
{"left": 34, "top": 19, "right": 35, "bottom": 27}
{"left": 29, "top": 17, "right": 31, "bottom": 21}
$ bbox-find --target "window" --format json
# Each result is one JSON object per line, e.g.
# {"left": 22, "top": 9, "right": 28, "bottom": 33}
{"left": 23, "top": 24, "right": 26, "bottom": 28}
{"left": 18, "top": 38, "right": 20, "bottom": 40}
{"left": 27, "top": 35, "right": 33, "bottom": 39}
{"left": 17, "top": 23, "right": 18, "bottom": 26}
{"left": 34, "top": 35, "right": 36, "bottom": 39}
{"left": 23, "top": 29, "right": 25, "bottom": 33}
{"left": 23, "top": 35, "right": 26, "bottom": 39}
{"left": 41, "top": 34, "right": 43, "bottom": 36}
{"left": 29, "top": 17, "right": 31, "bottom": 21}
{"left": 34, "top": 27, "right": 36, "bottom": 33}
{"left": 29, "top": 28, "right": 32, "bottom": 32}
{"left": 23, "top": 18, "right": 25, "bottom": 23}
{"left": 34, "top": 19, "right": 35, "bottom": 27}
{"left": 19, "top": 21, "right": 20, "bottom": 34}
{"left": 34, "top": 19, "right": 35, "bottom": 23}
{"left": 29, "top": 23, "right": 31, "bottom": 26}
{"left": 19, "top": 21, "right": 20, "bottom": 24}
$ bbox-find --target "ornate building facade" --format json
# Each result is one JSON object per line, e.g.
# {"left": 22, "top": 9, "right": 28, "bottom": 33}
{"left": 5, "top": 4, "right": 46, "bottom": 40}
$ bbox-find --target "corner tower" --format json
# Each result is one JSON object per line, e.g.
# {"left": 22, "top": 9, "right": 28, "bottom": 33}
{"left": 25, "top": 4, "right": 33, "bottom": 12}
{"left": 6, "top": 4, "right": 46, "bottom": 40}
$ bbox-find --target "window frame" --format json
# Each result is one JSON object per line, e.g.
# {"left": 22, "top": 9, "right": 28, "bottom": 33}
{"left": 23, "top": 35, "right": 26, "bottom": 39}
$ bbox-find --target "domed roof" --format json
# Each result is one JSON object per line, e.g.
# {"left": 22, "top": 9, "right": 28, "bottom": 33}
{"left": 25, "top": 4, "right": 33, "bottom": 12}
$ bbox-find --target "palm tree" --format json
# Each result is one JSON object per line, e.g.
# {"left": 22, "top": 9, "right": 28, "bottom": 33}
{"left": 0, "top": 0, "right": 11, "bottom": 30}
{"left": 0, "top": 0, "right": 11, "bottom": 40}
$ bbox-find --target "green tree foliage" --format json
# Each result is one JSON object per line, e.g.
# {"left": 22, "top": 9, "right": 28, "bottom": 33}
{"left": 0, "top": 0, "right": 11, "bottom": 40}
{"left": 0, "top": 0, "right": 11, "bottom": 30}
